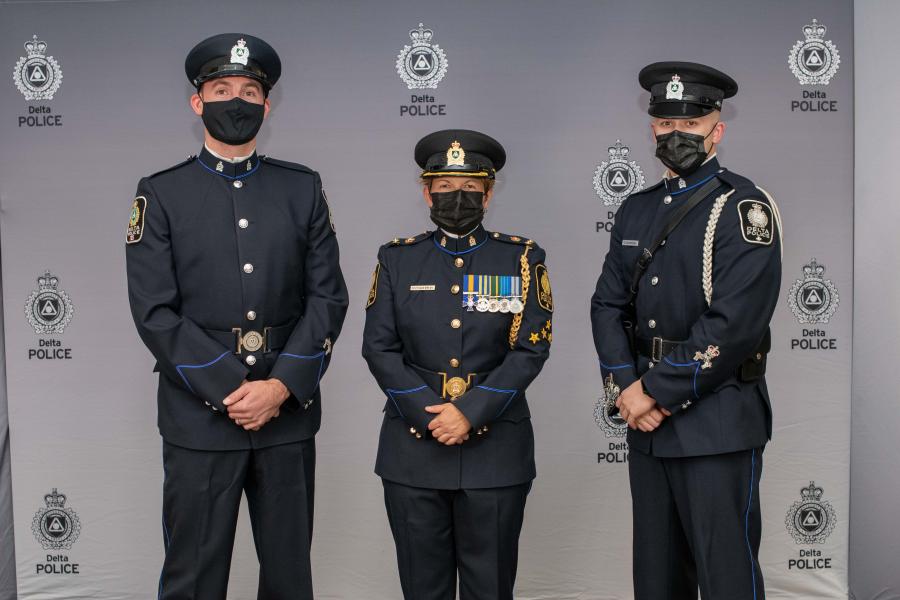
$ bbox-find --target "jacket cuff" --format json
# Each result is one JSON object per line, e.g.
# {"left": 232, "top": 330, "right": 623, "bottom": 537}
{"left": 270, "top": 351, "right": 329, "bottom": 404}
{"left": 453, "top": 385, "right": 518, "bottom": 429}
{"left": 387, "top": 385, "right": 442, "bottom": 437}
{"left": 175, "top": 351, "right": 249, "bottom": 412}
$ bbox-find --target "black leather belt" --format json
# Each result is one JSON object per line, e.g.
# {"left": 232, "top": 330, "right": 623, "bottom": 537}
{"left": 409, "top": 363, "right": 488, "bottom": 400}
{"left": 203, "top": 322, "right": 295, "bottom": 355}
{"left": 635, "top": 330, "right": 771, "bottom": 382}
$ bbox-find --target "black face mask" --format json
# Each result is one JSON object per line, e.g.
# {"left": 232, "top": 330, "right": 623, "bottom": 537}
{"left": 654, "top": 123, "right": 717, "bottom": 176}
{"left": 200, "top": 97, "right": 265, "bottom": 145}
{"left": 429, "top": 189, "right": 485, "bottom": 235}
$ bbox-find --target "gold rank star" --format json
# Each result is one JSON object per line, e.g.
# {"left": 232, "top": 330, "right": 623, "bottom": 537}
{"left": 529, "top": 332, "right": 540, "bottom": 344}
{"left": 545, "top": 320, "right": 552, "bottom": 330}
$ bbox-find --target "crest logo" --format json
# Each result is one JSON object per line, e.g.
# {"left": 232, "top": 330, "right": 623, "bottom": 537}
{"left": 665, "top": 74, "right": 684, "bottom": 100}
{"left": 13, "top": 35, "right": 62, "bottom": 101}
{"left": 25, "top": 271, "right": 74, "bottom": 335}
{"left": 788, "top": 258, "right": 839, "bottom": 324}
{"left": 594, "top": 374, "right": 627, "bottom": 438}
{"left": 446, "top": 141, "right": 465, "bottom": 166}
{"left": 230, "top": 38, "right": 249, "bottom": 65}
{"left": 396, "top": 23, "right": 448, "bottom": 89}
{"left": 593, "top": 140, "right": 645, "bottom": 206}
{"left": 789, "top": 19, "right": 840, "bottom": 85}
{"left": 785, "top": 481, "right": 836, "bottom": 544}
{"left": 32, "top": 489, "right": 81, "bottom": 550}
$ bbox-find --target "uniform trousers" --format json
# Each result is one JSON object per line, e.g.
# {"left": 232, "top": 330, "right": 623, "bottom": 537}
{"left": 158, "top": 439, "right": 316, "bottom": 600}
{"left": 629, "top": 447, "right": 765, "bottom": 600}
{"left": 382, "top": 479, "right": 531, "bottom": 600}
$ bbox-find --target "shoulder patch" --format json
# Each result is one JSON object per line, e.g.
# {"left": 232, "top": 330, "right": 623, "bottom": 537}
{"left": 126, "top": 196, "right": 147, "bottom": 244}
{"left": 490, "top": 231, "right": 536, "bottom": 247}
{"left": 737, "top": 199, "right": 774, "bottom": 246}
{"left": 260, "top": 156, "right": 315, "bottom": 175}
{"left": 385, "top": 231, "right": 432, "bottom": 247}
{"left": 148, "top": 156, "right": 195, "bottom": 179}
{"left": 366, "top": 263, "right": 380, "bottom": 309}
{"left": 534, "top": 263, "right": 553, "bottom": 312}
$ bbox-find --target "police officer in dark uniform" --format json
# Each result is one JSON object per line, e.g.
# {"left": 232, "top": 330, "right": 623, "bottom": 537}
{"left": 590, "top": 62, "right": 782, "bottom": 600}
{"left": 362, "top": 130, "right": 552, "bottom": 600}
{"left": 125, "top": 33, "right": 348, "bottom": 600}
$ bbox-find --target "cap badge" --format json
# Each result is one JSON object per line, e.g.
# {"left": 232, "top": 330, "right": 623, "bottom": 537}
{"left": 665, "top": 74, "right": 684, "bottom": 100}
{"left": 230, "top": 39, "right": 249, "bottom": 66}
{"left": 446, "top": 141, "right": 466, "bottom": 166}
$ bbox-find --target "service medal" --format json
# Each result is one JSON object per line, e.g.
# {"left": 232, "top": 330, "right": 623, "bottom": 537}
{"left": 509, "top": 298, "right": 524, "bottom": 314}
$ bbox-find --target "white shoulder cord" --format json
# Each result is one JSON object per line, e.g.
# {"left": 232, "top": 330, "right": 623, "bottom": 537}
{"left": 702, "top": 187, "right": 784, "bottom": 306}
{"left": 702, "top": 190, "right": 736, "bottom": 306}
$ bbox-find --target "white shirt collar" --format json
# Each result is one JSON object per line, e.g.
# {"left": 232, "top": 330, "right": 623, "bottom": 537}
{"left": 205, "top": 144, "right": 254, "bottom": 164}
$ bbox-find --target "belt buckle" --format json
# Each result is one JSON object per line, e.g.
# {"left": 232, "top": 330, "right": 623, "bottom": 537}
{"left": 651, "top": 336, "right": 664, "bottom": 363}
{"left": 441, "top": 373, "right": 475, "bottom": 401}
{"left": 232, "top": 328, "right": 266, "bottom": 354}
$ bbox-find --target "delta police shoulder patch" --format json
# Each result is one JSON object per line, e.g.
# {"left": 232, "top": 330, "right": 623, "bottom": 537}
{"left": 534, "top": 263, "right": 553, "bottom": 312}
{"left": 737, "top": 199, "right": 773, "bottom": 246}
{"left": 126, "top": 196, "right": 147, "bottom": 244}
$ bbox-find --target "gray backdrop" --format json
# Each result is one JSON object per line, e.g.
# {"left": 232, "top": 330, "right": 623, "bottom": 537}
{"left": 0, "top": 0, "right": 859, "bottom": 598}
{"left": 850, "top": 1, "right": 900, "bottom": 599}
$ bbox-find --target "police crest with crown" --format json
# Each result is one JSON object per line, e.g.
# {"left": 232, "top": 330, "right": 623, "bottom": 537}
{"left": 14, "top": 35, "right": 65, "bottom": 128}
{"left": 594, "top": 140, "right": 646, "bottom": 207}
{"left": 789, "top": 18, "right": 841, "bottom": 113}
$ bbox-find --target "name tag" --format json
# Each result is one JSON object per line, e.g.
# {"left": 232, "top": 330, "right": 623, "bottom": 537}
{"left": 622, "top": 240, "right": 639, "bottom": 247}
{"left": 410, "top": 285, "right": 436, "bottom": 291}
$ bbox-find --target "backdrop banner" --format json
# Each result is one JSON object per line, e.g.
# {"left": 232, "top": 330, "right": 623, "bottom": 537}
{"left": 0, "top": 1, "right": 851, "bottom": 598}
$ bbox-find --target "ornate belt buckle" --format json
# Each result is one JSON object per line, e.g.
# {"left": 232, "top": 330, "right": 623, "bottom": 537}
{"left": 232, "top": 328, "right": 265, "bottom": 354}
{"left": 441, "top": 373, "right": 474, "bottom": 401}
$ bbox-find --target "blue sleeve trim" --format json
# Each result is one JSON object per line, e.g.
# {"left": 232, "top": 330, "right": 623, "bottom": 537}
{"left": 475, "top": 385, "right": 518, "bottom": 418}
{"left": 175, "top": 351, "right": 231, "bottom": 394}
{"left": 662, "top": 357, "right": 702, "bottom": 399}
{"left": 599, "top": 359, "right": 631, "bottom": 370}
{"left": 384, "top": 385, "right": 429, "bottom": 417}
{"left": 280, "top": 351, "right": 327, "bottom": 395}
{"left": 433, "top": 236, "right": 488, "bottom": 256}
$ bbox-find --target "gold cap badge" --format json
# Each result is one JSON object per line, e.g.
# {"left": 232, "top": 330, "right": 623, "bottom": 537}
{"left": 446, "top": 141, "right": 465, "bottom": 166}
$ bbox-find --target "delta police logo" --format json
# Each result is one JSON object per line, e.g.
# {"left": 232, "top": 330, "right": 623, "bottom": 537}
{"left": 13, "top": 35, "right": 62, "bottom": 101}
{"left": 32, "top": 488, "right": 81, "bottom": 550}
{"left": 785, "top": 481, "right": 836, "bottom": 544}
{"left": 396, "top": 23, "right": 447, "bottom": 89}
{"left": 789, "top": 19, "right": 840, "bottom": 85}
{"left": 25, "top": 271, "right": 74, "bottom": 335}
{"left": 593, "top": 140, "right": 645, "bottom": 206}
{"left": 594, "top": 374, "right": 627, "bottom": 437}
{"left": 788, "top": 258, "right": 839, "bottom": 324}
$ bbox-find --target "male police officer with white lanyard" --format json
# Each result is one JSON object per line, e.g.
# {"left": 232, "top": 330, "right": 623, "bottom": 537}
{"left": 125, "top": 33, "right": 348, "bottom": 599}
{"left": 591, "top": 62, "right": 782, "bottom": 599}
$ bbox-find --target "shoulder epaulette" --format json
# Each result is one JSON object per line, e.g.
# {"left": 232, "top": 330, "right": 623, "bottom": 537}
{"left": 489, "top": 231, "right": 538, "bottom": 247}
{"left": 717, "top": 169, "right": 758, "bottom": 198}
{"left": 148, "top": 155, "right": 196, "bottom": 179}
{"left": 260, "top": 156, "right": 315, "bottom": 175}
{"left": 384, "top": 231, "right": 433, "bottom": 248}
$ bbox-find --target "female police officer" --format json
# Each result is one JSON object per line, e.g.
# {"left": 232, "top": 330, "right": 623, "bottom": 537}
{"left": 362, "top": 129, "right": 552, "bottom": 600}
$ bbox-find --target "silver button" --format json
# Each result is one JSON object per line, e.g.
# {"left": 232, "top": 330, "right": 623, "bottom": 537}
{"left": 663, "top": 195, "right": 672, "bottom": 204}
{"left": 648, "top": 319, "right": 657, "bottom": 329}
{"left": 243, "top": 263, "right": 254, "bottom": 274}
{"left": 245, "top": 355, "right": 257, "bottom": 366}
{"left": 247, "top": 310, "right": 257, "bottom": 321}
{"left": 651, "top": 276, "right": 659, "bottom": 286}
{"left": 648, "top": 362, "right": 655, "bottom": 369}
{"left": 233, "top": 180, "right": 243, "bottom": 189}
{"left": 238, "top": 218, "right": 249, "bottom": 229}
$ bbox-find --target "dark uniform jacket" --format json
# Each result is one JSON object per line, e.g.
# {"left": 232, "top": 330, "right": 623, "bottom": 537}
{"left": 363, "top": 225, "right": 552, "bottom": 489}
{"left": 591, "top": 157, "right": 781, "bottom": 457}
{"left": 126, "top": 147, "right": 348, "bottom": 451}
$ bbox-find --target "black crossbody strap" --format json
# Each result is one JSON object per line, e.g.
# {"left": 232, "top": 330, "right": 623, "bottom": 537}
{"left": 628, "top": 177, "right": 723, "bottom": 303}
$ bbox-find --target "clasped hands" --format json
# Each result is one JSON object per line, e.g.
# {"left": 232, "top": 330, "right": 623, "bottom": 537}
{"left": 425, "top": 403, "right": 472, "bottom": 446}
{"left": 222, "top": 378, "right": 290, "bottom": 431}
{"left": 616, "top": 379, "right": 671, "bottom": 432}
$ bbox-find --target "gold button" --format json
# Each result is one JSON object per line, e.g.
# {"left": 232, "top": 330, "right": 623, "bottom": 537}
{"left": 450, "top": 284, "right": 460, "bottom": 294}
{"left": 454, "top": 257, "right": 464, "bottom": 268}
{"left": 450, "top": 318, "right": 461, "bottom": 329}
{"left": 450, "top": 358, "right": 459, "bottom": 368}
